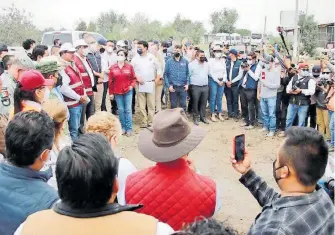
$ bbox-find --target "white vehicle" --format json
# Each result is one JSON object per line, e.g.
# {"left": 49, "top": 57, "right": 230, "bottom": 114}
{"left": 41, "top": 31, "right": 107, "bottom": 46}
{"left": 250, "top": 33, "right": 263, "bottom": 47}
{"left": 242, "top": 36, "right": 251, "bottom": 44}
{"left": 216, "top": 33, "right": 230, "bottom": 45}
{"left": 231, "top": 33, "right": 242, "bottom": 45}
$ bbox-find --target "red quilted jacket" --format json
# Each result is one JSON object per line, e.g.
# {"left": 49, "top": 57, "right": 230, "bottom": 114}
{"left": 125, "top": 158, "right": 216, "bottom": 230}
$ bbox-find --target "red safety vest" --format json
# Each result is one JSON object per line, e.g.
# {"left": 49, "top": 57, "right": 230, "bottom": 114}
{"left": 125, "top": 158, "right": 216, "bottom": 230}
{"left": 74, "top": 55, "right": 94, "bottom": 96}
{"left": 63, "top": 65, "right": 85, "bottom": 108}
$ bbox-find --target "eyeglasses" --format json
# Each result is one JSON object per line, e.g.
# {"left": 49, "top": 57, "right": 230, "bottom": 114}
{"left": 322, "top": 72, "right": 330, "bottom": 74}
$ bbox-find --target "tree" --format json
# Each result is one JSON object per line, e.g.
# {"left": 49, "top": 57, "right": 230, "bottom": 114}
{"left": 0, "top": 4, "right": 41, "bottom": 46}
{"left": 87, "top": 21, "right": 97, "bottom": 32}
{"left": 299, "top": 14, "right": 318, "bottom": 56}
{"left": 236, "top": 28, "right": 251, "bottom": 36}
{"left": 43, "top": 27, "right": 55, "bottom": 33}
{"left": 96, "top": 10, "right": 127, "bottom": 36}
{"left": 210, "top": 8, "right": 239, "bottom": 34}
{"left": 172, "top": 14, "right": 205, "bottom": 44}
{"left": 75, "top": 20, "right": 87, "bottom": 31}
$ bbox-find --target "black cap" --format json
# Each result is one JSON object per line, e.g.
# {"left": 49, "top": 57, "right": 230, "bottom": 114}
{"left": 312, "top": 65, "right": 321, "bottom": 76}
{"left": 0, "top": 44, "right": 8, "bottom": 52}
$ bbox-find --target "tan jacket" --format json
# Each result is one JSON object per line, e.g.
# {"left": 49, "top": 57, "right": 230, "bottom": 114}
{"left": 21, "top": 209, "right": 157, "bottom": 235}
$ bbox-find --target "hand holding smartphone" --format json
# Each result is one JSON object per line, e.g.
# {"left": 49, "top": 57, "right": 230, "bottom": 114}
{"left": 233, "top": 134, "right": 245, "bottom": 162}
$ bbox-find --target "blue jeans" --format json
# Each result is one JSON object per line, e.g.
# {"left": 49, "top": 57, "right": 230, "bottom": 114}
{"left": 170, "top": 85, "right": 187, "bottom": 112}
{"left": 68, "top": 105, "right": 83, "bottom": 140}
{"left": 209, "top": 78, "right": 224, "bottom": 113}
{"left": 224, "top": 85, "right": 239, "bottom": 117}
{"left": 260, "top": 97, "right": 277, "bottom": 132}
{"left": 115, "top": 89, "right": 133, "bottom": 132}
{"left": 285, "top": 104, "right": 309, "bottom": 130}
{"left": 329, "top": 111, "right": 334, "bottom": 147}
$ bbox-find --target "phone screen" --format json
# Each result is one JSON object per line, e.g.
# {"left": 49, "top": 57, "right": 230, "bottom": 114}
{"left": 234, "top": 134, "right": 245, "bottom": 162}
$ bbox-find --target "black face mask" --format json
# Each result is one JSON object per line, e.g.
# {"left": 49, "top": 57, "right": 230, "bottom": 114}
{"left": 313, "top": 74, "right": 319, "bottom": 78}
{"left": 199, "top": 57, "right": 206, "bottom": 62}
{"left": 137, "top": 48, "right": 143, "bottom": 55}
{"left": 174, "top": 52, "right": 180, "bottom": 58}
{"left": 56, "top": 74, "right": 63, "bottom": 87}
{"left": 163, "top": 49, "right": 167, "bottom": 53}
{"left": 100, "top": 48, "right": 105, "bottom": 53}
{"left": 272, "top": 160, "right": 289, "bottom": 183}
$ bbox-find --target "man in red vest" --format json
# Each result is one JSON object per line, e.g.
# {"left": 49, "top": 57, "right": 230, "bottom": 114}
{"left": 124, "top": 108, "right": 221, "bottom": 231}
{"left": 73, "top": 40, "right": 96, "bottom": 133}
{"left": 59, "top": 43, "right": 88, "bottom": 140}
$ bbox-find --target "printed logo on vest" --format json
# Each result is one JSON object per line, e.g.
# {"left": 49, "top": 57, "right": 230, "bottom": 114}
{"left": 261, "top": 72, "right": 265, "bottom": 80}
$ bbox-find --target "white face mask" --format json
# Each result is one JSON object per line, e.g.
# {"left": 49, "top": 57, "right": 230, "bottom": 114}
{"left": 83, "top": 48, "right": 89, "bottom": 56}
{"left": 215, "top": 53, "right": 222, "bottom": 58}
{"left": 300, "top": 70, "right": 310, "bottom": 77}
{"left": 117, "top": 55, "right": 125, "bottom": 62}
{"left": 247, "top": 59, "right": 253, "bottom": 65}
{"left": 106, "top": 46, "right": 113, "bottom": 53}
{"left": 43, "top": 88, "right": 50, "bottom": 102}
{"left": 264, "top": 64, "right": 271, "bottom": 70}
{"left": 322, "top": 73, "right": 330, "bottom": 79}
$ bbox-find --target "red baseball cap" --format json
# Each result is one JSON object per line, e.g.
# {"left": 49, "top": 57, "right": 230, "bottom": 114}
{"left": 18, "top": 70, "right": 55, "bottom": 91}
{"left": 298, "top": 63, "right": 309, "bottom": 69}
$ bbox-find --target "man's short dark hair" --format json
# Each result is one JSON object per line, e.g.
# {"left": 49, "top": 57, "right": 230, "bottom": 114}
{"left": 107, "top": 40, "right": 114, "bottom": 44}
{"left": 196, "top": 50, "right": 205, "bottom": 57}
{"left": 57, "top": 133, "right": 118, "bottom": 209}
{"left": 138, "top": 40, "right": 148, "bottom": 49}
{"left": 32, "top": 45, "right": 48, "bottom": 61}
{"left": 22, "top": 39, "right": 36, "bottom": 50}
{"left": 5, "top": 111, "right": 55, "bottom": 167}
{"left": 281, "top": 127, "right": 328, "bottom": 186}
{"left": 173, "top": 218, "right": 237, "bottom": 235}
{"left": 53, "top": 39, "right": 60, "bottom": 46}
{"left": 2, "top": 55, "right": 14, "bottom": 70}
{"left": 174, "top": 45, "right": 182, "bottom": 50}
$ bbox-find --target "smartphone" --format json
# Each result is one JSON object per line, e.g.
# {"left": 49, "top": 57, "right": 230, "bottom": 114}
{"left": 233, "top": 134, "right": 245, "bottom": 162}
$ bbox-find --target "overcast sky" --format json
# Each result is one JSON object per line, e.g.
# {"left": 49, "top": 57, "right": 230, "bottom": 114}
{"left": 1, "top": 0, "right": 334, "bottom": 33}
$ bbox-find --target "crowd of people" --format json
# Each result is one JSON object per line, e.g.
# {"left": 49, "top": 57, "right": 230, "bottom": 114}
{"left": 0, "top": 34, "right": 334, "bottom": 235}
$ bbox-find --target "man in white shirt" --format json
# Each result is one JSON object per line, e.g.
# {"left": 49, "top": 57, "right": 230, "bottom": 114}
{"left": 131, "top": 41, "right": 161, "bottom": 128}
{"left": 101, "top": 40, "right": 118, "bottom": 112}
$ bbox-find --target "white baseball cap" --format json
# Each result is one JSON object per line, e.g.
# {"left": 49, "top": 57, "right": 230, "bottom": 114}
{"left": 116, "top": 40, "right": 126, "bottom": 47}
{"left": 60, "top": 43, "right": 76, "bottom": 53}
{"left": 74, "top": 39, "right": 88, "bottom": 49}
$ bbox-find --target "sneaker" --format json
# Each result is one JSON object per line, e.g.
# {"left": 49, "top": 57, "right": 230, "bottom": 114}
{"left": 245, "top": 125, "right": 255, "bottom": 130}
{"left": 278, "top": 131, "right": 286, "bottom": 137}
{"left": 126, "top": 131, "right": 133, "bottom": 137}
{"left": 122, "top": 130, "right": 126, "bottom": 135}
{"left": 266, "top": 132, "right": 275, "bottom": 137}
{"left": 200, "top": 118, "right": 210, "bottom": 124}
{"left": 147, "top": 123, "right": 153, "bottom": 128}
{"left": 259, "top": 127, "right": 268, "bottom": 132}
{"left": 211, "top": 114, "right": 217, "bottom": 122}
{"left": 218, "top": 114, "right": 224, "bottom": 122}
{"left": 329, "top": 146, "right": 334, "bottom": 152}
{"left": 140, "top": 124, "right": 148, "bottom": 128}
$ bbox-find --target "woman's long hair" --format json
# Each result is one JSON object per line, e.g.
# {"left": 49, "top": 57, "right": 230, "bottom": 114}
{"left": 13, "top": 84, "right": 37, "bottom": 115}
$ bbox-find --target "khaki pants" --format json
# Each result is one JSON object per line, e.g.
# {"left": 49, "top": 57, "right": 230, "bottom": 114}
{"left": 155, "top": 84, "right": 163, "bottom": 112}
{"left": 316, "top": 108, "right": 330, "bottom": 140}
{"left": 136, "top": 87, "right": 155, "bottom": 126}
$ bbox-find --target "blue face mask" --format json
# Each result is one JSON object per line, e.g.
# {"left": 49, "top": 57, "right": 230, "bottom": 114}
{"left": 137, "top": 48, "right": 143, "bottom": 55}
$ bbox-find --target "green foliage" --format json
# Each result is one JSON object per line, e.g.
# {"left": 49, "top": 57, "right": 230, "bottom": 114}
{"left": 210, "top": 8, "right": 239, "bottom": 34}
{"left": 299, "top": 14, "right": 318, "bottom": 56}
{"left": 75, "top": 20, "right": 87, "bottom": 31}
{"left": 96, "top": 10, "right": 127, "bottom": 37}
{"left": 87, "top": 21, "right": 97, "bottom": 32}
{"left": 0, "top": 4, "right": 42, "bottom": 46}
{"left": 236, "top": 28, "right": 250, "bottom": 36}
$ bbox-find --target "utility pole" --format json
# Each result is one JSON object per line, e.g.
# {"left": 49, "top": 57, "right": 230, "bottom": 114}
{"left": 261, "top": 16, "right": 267, "bottom": 50}
{"left": 293, "top": 0, "right": 299, "bottom": 59}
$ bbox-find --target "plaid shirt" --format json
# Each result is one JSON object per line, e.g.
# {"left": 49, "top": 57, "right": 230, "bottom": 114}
{"left": 240, "top": 170, "right": 334, "bottom": 235}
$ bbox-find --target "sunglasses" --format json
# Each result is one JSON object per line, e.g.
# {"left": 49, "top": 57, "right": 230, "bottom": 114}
{"left": 301, "top": 68, "right": 309, "bottom": 72}
{"left": 322, "top": 72, "right": 330, "bottom": 74}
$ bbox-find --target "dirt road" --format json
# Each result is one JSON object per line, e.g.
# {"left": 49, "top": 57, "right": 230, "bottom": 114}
{"left": 116, "top": 113, "right": 283, "bottom": 234}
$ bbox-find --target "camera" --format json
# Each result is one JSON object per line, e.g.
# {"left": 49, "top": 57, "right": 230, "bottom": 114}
{"left": 292, "top": 80, "right": 301, "bottom": 91}
{"left": 317, "top": 78, "right": 334, "bottom": 87}
{"left": 241, "top": 61, "right": 249, "bottom": 69}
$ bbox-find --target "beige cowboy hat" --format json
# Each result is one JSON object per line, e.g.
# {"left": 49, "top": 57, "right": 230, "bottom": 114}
{"left": 138, "top": 108, "right": 206, "bottom": 163}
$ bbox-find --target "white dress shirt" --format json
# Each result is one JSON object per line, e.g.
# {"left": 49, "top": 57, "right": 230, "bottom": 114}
{"left": 229, "top": 60, "right": 244, "bottom": 84}
{"left": 209, "top": 58, "right": 227, "bottom": 83}
{"left": 101, "top": 52, "right": 118, "bottom": 82}
{"left": 241, "top": 63, "right": 262, "bottom": 88}
{"left": 59, "top": 69, "right": 81, "bottom": 101}
{"left": 76, "top": 53, "right": 95, "bottom": 87}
